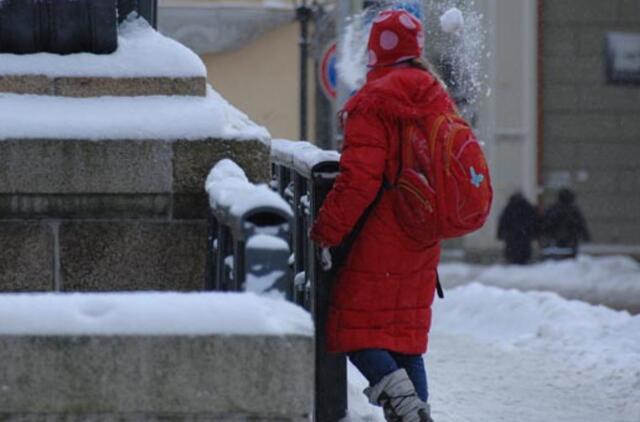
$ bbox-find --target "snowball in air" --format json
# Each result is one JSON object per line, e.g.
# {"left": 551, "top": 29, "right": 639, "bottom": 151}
{"left": 440, "top": 8, "right": 464, "bottom": 34}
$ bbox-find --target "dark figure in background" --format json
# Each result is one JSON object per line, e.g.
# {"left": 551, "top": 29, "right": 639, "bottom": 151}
{"left": 497, "top": 193, "right": 539, "bottom": 265}
{"left": 541, "top": 188, "right": 590, "bottom": 259}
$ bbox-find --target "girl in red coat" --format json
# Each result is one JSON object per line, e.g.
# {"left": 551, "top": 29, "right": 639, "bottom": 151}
{"left": 310, "top": 9, "right": 460, "bottom": 422}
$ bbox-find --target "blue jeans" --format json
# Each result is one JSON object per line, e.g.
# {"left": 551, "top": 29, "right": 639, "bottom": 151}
{"left": 348, "top": 349, "right": 428, "bottom": 402}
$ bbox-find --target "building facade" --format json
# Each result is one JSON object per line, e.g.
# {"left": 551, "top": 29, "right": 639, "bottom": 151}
{"left": 159, "top": 0, "right": 640, "bottom": 254}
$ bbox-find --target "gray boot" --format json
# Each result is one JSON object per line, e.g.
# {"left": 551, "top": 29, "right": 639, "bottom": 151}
{"left": 364, "top": 368, "right": 434, "bottom": 422}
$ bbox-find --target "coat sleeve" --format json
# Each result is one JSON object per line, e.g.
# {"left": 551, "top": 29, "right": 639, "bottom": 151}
{"left": 310, "top": 110, "right": 389, "bottom": 247}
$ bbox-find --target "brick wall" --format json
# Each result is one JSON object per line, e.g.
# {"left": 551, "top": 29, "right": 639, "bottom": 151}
{"left": 543, "top": 0, "right": 640, "bottom": 244}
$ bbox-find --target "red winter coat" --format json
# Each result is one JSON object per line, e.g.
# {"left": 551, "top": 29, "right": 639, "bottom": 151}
{"left": 311, "top": 65, "right": 458, "bottom": 355}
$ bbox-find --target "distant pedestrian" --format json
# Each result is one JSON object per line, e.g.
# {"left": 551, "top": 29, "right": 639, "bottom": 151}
{"left": 497, "top": 193, "right": 539, "bottom": 265}
{"left": 540, "top": 188, "right": 590, "bottom": 259}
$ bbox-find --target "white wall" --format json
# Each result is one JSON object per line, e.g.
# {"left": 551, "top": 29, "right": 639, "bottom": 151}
{"left": 464, "top": 0, "right": 539, "bottom": 252}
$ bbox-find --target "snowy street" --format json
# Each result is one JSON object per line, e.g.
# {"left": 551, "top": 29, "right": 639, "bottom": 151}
{"left": 346, "top": 258, "right": 640, "bottom": 422}
{"left": 351, "top": 334, "right": 627, "bottom": 422}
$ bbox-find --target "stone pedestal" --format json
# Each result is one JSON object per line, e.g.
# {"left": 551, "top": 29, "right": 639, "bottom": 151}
{"left": 0, "top": 139, "right": 270, "bottom": 292}
{"left": 0, "top": 19, "right": 271, "bottom": 292}
{"left": 0, "top": 335, "right": 313, "bottom": 420}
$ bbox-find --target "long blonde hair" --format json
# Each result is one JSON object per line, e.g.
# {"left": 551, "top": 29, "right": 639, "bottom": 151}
{"left": 409, "top": 57, "right": 449, "bottom": 91}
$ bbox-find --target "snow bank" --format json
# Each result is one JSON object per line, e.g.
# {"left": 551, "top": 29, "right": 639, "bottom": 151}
{"left": 347, "top": 258, "right": 640, "bottom": 421}
{"left": 0, "top": 291, "right": 313, "bottom": 336}
{"left": 438, "top": 255, "right": 640, "bottom": 313}
{"left": 0, "top": 18, "right": 206, "bottom": 78}
{"left": 205, "top": 159, "right": 292, "bottom": 218}
{"left": 0, "top": 86, "right": 270, "bottom": 142}
{"left": 433, "top": 283, "right": 640, "bottom": 410}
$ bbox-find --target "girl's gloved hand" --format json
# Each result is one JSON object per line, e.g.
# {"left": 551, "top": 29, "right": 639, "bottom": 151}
{"left": 319, "top": 247, "right": 333, "bottom": 272}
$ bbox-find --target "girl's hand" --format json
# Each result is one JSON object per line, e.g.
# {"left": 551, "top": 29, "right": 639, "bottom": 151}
{"left": 319, "top": 247, "right": 333, "bottom": 272}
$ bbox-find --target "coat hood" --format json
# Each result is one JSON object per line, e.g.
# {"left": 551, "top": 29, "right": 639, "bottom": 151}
{"left": 343, "top": 67, "right": 454, "bottom": 120}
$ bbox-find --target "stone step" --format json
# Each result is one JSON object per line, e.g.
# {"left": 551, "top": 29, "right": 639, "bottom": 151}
{"left": 0, "top": 16, "right": 209, "bottom": 98}
{"left": 0, "top": 136, "right": 271, "bottom": 293}
{"left": 0, "top": 138, "right": 270, "bottom": 220}
{"left": 0, "top": 220, "right": 209, "bottom": 292}
{"left": 0, "top": 336, "right": 312, "bottom": 419}
{"left": 0, "top": 74, "right": 207, "bottom": 97}
{"left": 0, "top": 292, "right": 313, "bottom": 419}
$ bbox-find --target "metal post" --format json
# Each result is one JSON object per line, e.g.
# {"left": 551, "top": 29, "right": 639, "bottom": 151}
{"left": 277, "top": 165, "right": 291, "bottom": 199}
{"left": 204, "top": 213, "right": 219, "bottom": 291}
{"left": 297, "top": 1, "right": 313, "bottom": 141}
{"left": 233, "top": 240, "right": 246, "bottom": 292}
{"left": 215, "top": 225, "right": 230, "bottom": 291}
{"left": 309, "top": 162, "right": 347, "bottom": 422}
{"left": 293, "top": 172, "right": 307, "bottom": 282}
{"left": 313, "top": 4, "right": 337, "bottom": 151}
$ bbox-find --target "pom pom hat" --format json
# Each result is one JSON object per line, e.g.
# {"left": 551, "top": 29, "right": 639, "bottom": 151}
{"left": 367, "top": 10, "right": 424, "bottom": 68}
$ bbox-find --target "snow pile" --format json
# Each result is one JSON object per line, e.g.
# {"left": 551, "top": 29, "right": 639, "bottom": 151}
{"left": 434, "top": 283, "right": 640, "bottom": 370}
{"left": 245, "top": 234, "right": 290, "bottom": 298}
{"left": 293, "top": 147, "right": 340, "bottom": 177}
{"left": 0, "top": 86, "right": 270, "bottom": 142}
{"left": 433, "top": 283, "right": 640, "bottom": 419}
{"left": 247, "top": 234, "right": 289, "bottom": 251}
{"left": 0, "top": 291, "right": 313, "bottom": 336}
{"left": 346, "top": 258, "right": 640, "bottom": 421}
{"left": 0, "top": 18, "right": 206, "bottom": 78}
{"left": 271, "top": 139, "right": 340, "bottom": 175}
{"left": 205, "top": 159, "right": 292, "bottom": 218}
{"left": 271, "top": 139, "right": 321, "bottom": 166}
{"left": 438, "top": 255, "right": 640, "bottom": 313}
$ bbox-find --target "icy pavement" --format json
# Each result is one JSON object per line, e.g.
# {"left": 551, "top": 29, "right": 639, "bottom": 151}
{"left": 348, "top": 334, "right": 639, "bottom": 422}
{"left": 345, "top": 281, "right": 640, "bottom": 421}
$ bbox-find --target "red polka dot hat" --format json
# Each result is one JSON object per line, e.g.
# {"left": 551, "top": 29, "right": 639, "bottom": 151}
{"left": 367, "top": 10, "right": 425, "bottom": 68}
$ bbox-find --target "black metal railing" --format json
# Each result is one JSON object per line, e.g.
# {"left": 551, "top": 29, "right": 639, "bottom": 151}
{"left": 205, "top": 162, "right": 293, "bottom": 298}
{"left": 271, "top": 140, "right": 347, "bottom": 422}
{"left": 206, "top": 142, "right": 347, "bottom": 421}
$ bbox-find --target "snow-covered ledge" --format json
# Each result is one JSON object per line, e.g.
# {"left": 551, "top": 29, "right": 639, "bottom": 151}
{"left": 0, "top": 87, "right": 269, "bottom": 143}
{"left": 0, "top": 18, "right": 208, "bottom": 97}
{"left": 0, "top": 292, "right": 313, "bottom": 419}
{"left": 0, "top": 16, "right": 273, "bottom": 293}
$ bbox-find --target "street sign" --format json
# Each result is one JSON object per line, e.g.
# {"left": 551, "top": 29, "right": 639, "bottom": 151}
{"left": 319, "top": 42, "right": 337, "bottom": 100}
{"left": 606, "top": 32, "right": 640, "bottom": 85}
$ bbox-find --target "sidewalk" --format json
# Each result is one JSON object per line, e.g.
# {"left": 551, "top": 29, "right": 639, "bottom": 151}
{"left": 346, "top": 333, "right": 639, "bottom": 421}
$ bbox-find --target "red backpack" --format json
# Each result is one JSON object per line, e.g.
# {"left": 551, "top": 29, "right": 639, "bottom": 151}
{"left": 391, "top": 113, "right": 493, "bottom": 245}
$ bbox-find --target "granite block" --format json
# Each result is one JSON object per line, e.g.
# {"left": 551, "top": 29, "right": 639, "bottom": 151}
{"left": 0, "top": 222, "right": 53, "bottom": 292}
{"left": 59, "top": 221, "right": 207, "bottom": 291}
{"left": 0, "top": 335, "right": 313, "bottom": 419}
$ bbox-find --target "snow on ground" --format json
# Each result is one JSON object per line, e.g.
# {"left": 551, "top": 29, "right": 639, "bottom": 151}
{"left": 0, "top": 86, "right": 270, "bottom": 142}
{"left": 438, "top": 255, "right": 640, "bottom": 314}
{"left": 346, "top": 258, "right": 640, "bottom": 421}
{"left": 0, "top": 17, "right": 205, "bottom": 78}
{"left": 0, "top": 292, "right": 312, "bottom": 337}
